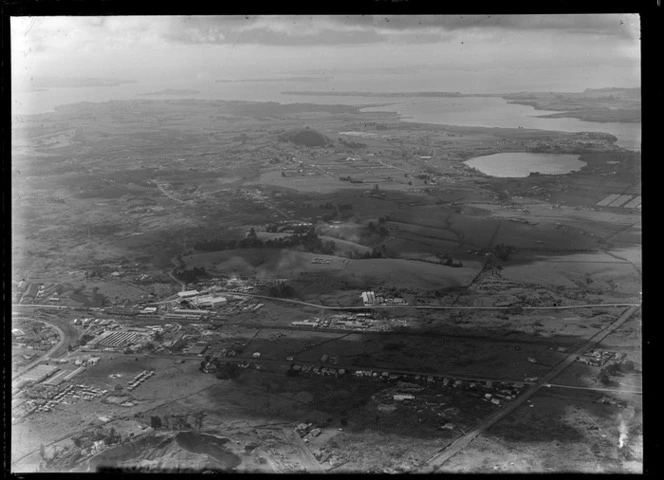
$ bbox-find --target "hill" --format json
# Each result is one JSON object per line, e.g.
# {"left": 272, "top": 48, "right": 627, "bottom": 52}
{"left": 278, "top": 127, "right": 332, "bottom": 147}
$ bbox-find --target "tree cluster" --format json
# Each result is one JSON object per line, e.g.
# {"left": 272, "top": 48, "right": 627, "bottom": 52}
{"left": 358, "top": 222, "right": 389, "bottom": 246}
{"left": 150, "top": 415, "right": 163, "bottom": 429}
{"left": 438, "top": 254, "right": 463, "bottom": 267}
{"left": 360, "top": 247, "right": 385, "bottom": 259}
{"left": 267, "top": 282, "right": 296, "bottom": 298}
{"left": 194, "top": 228, "right": 335, "bottom": 255}
{"left": 493, "top": 243, "right": 518, "bottom": 261}
{"left": 174, "top": 266, "right": 208, "bottom": 284}
{"left": 319, "top": 202, "right": 352, "bottom": 210}
{"left": 213, "top": 361, "right": 242, "bottom": 380}
{"left": 339, "top": 175, "right": 364, "bottom": 183}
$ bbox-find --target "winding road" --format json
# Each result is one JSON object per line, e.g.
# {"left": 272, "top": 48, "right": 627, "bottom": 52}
{"left": 168, "top": 268, "right": 187, "bottom": 293}
{"left": 12, "top": 316, "right": 72, "bottom": 380}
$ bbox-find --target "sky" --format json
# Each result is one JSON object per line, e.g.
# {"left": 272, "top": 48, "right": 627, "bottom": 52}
{"left": 11, "top": 15, "right": 640, "bottom": 94}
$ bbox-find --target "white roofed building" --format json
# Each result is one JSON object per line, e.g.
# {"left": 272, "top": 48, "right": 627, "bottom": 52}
{"left": 192, "top": 295, "right": 228, "bottom": 308}
{"left": 177, "top": 290, "right": 199, "bottom": 298}
{"left": 361, "top": 291, "right": 376, "bottom": 305}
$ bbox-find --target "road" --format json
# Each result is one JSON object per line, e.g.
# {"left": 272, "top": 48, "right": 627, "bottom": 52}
{"left": 168, "top": 268, "right": 186, "bottom": 293}
{"left": 143, "top": 351, "right": 610, "bottom": 394}
{"left": 153, "top": 180, "right": 187, "bottom": 204}
{"left": 421, "top": 304, "right": 641, "bottom": 472}
{"left": 14, "top": 297, "right": 640, "bottom": 313}
{"left": 148, "top": 290, "right": 638, "bottom": 311}
{"left": 289, "top": 428, "right": 325, "bottom": 473}
{"left": 12, "top": 316, "right": 72, "bottom": 380}
{"left": 544, "top": 383, "right": 642, "bottom": 395}
{"left": 13, "top": 304, "right": 70, "bottom": 310}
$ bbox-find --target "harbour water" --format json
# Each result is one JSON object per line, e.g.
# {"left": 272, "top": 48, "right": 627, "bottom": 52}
{"left": 12, "top": 79, "right": 640, "bottom": 151}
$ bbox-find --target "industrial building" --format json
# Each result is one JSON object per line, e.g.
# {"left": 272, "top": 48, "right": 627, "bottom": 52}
{"left": 87, "top": 330, "right": 149, "bottom": 349}
{"left": 64, "top": 366, "right": 87, "bottom": 382}
{"left": 361, "top": 291, "right": 375, "bottom": 305}
{"left": 177, "top": 290, "right": 199, "bottom": 298}
{"left": 292, "top": 320, "right": 318, "bottom": 327}
{"left": 12, "top": 328, "right": 25, "bottom": 338}
{"left": 188, "top": 343, "right": 208, "bottom": 356}
{"left": 172, "top": 308, "right": 210, "bottom": 316}
{"left": 43, "top": 369, "right": 72, "bottom": 386}
{"left": 192, "top": 295, "right": 227, "bottom": 308}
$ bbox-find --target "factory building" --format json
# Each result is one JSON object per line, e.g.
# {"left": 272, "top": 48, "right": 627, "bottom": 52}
{"left": 191, "top": 295, "right": 228, "bottom": 308}
{"left": 361, "top": 291, "right": 376, "bottom": 305}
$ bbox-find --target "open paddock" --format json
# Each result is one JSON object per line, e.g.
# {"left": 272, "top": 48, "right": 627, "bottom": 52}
{"left": 258, "top": 170, "right": 364, "bottom": 193}
{"left": 500, "top": 252, "right": 641, "bottom": 296}
{"left": 290, "top": 331, "right": 565, "bottom": 380}
{"left": 183, "top": 248, "right": 482, "bottom": 290}
{"left": 388, "top": 221, "right": 463, "bottom": 244}
{"left": 490, "top": 221, "right": 599, "bottom": 252}
{"left": 332, "top": 257, "right": 481, "bottom": 290}
{"left": 183, "top": 249, "right": 347, "bottom": 278}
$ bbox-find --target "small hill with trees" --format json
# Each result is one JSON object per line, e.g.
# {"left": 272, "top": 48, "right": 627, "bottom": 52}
{"left": 278, "top": 127, "right": 332, "bottom": 147}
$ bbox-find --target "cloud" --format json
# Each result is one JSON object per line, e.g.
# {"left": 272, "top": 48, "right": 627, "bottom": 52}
{"left": 332, "top": 14, "right": 640, "bottom": 39}
{"left": 12, "top": 14, "right": 639, "bottom": 54}
{"left": 157, "top": 16, "right": 386, "bottom": 45}
{"left": 155, "top": 14, "right": 640, "bottom": 45}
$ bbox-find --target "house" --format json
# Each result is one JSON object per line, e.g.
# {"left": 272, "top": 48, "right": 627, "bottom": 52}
{"left": 393, "top": 394, "right": 415, "bottom": 401}
{"left": 177, "top": 290, "right": 200, "bottom": 298}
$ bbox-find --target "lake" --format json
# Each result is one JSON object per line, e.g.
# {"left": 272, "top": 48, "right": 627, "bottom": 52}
{"left": 463, "top": 152, "right": 587, "bottom": 178}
